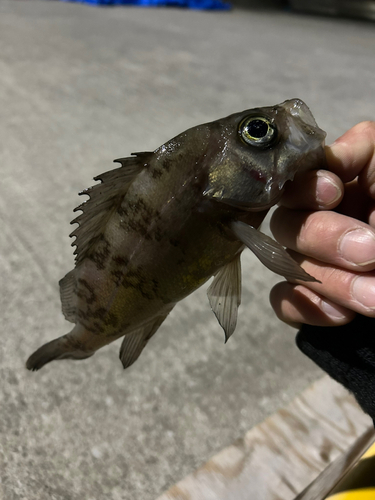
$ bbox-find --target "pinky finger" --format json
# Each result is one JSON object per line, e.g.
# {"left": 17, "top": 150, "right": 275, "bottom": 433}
{"left": 269, "top": 282, "right": 356, "bottom": 327}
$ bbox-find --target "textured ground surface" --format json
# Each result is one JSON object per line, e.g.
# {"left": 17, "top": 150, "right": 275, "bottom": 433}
{"left": 0, "top": 2, "right": 374, "bottom": 499}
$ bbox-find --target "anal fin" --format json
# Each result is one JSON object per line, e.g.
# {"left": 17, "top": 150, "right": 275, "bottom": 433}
{"left": 119, "top": 307, "right": 174, "bottom": 369}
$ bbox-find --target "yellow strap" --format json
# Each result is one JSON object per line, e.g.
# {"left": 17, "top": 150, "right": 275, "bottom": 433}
{"left": 327, "top": 489, "right": 375, "bottom": 500}
{"left": 361, "top": 442, "right": 375, "bottom": 460}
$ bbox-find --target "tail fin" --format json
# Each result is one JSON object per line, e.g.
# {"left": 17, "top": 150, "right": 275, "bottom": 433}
{"left": 26, "top": 332, "right": 94, "bottom": 371}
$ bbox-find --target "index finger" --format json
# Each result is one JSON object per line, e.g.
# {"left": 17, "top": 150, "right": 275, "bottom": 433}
{"left": 327, "top": 121, "right": 375, "bottom": 193}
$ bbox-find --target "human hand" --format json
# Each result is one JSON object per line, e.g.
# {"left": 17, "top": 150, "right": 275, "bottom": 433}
{"left": 269, "top": 121, "right": 375, "bottom": 327}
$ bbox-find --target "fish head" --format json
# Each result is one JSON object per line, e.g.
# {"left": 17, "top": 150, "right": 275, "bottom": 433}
{"left": 203, "top": 98, "right": 327, "bottom": 211}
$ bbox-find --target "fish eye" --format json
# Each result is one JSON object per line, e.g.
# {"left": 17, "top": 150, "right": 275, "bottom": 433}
{"left": 239, "top": 116, "right": 276, "bottom": 147}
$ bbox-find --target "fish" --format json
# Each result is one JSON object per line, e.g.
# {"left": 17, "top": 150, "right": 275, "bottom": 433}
{"left": 26, "top": 98, "right": 326, "bottom": 372}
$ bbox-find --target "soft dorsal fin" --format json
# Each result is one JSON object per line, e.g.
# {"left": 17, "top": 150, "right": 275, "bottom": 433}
{"left": 231, "top": 220, "right": 319, "bottom": 283}
{"left": 70, "top": 153, "right": 153, "bottom": 264}
{"left": 207, "top": 254, "right": 242, "bottom": 342}
{"left": 59, "top": 269, "right": 77, "bottom": 323}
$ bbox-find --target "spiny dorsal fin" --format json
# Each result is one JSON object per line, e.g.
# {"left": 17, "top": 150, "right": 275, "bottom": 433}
{"left": 70, "top": 152, "right": 153, "bottom": 264}
{"left": 207, "top": 254, "right": 242, "bottom": 343}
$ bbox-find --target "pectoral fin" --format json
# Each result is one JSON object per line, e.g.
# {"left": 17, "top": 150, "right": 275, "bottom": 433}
{"left": 207, "top": 254, "right": 241, "bottom": 342}
{"left": 119, "top": 306, "right": 174, "bottom": 369}
{"left": 231, "top": 220, "right": 318, "bottom": 283}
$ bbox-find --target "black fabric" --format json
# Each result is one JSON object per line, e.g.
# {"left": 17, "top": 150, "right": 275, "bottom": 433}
{"left": 297, "top": 314, "right": 375, "bottom": 422}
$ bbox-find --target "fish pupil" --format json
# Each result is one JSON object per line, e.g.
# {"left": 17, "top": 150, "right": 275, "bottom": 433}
{"left": 247, "top": 119, "right": 268, "bottom": 138}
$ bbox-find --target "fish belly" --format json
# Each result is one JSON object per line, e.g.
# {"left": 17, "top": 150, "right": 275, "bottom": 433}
{"left": 72, "top": 221, "right": 241, "bottom": 341}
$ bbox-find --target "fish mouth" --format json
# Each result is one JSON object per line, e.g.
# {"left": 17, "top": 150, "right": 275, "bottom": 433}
{"left": 216, "top": 188, "right": 286, "bottom": 212}
{"left": 281, "top": 98, "right": 327, "bottom": 148}
{"left": 270, "top": 99, "right": 327, "bottom": 190}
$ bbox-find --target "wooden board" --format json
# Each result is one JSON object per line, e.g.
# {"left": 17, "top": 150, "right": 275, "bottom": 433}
{"left": 157, "top": 376, "right": 372, "bottom": 500}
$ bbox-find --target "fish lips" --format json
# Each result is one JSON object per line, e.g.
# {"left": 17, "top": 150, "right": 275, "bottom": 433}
{"left": 281, "top": 98, "right": 326, "bottom": 140}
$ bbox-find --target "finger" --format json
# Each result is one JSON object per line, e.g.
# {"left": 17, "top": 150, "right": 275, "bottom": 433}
{"left": 369, "top": 202, "right": 375, "bottom": 228}
{"left": 288, "top": 252, "right": 375, "bottom": 318}
{"left": 326, "top": 121, "right": 375, "bottom": 188}
{"left": 270, "top": 282, "right": 356, "bottom": 326}
{"left": 271, "top": 208, "right": 375, "bottom": 272}
{"left": 280, "top": 169, "right": 343, "bottom": 210}
{"left": 335, "top": 179, "right": 372, "bottom": 222}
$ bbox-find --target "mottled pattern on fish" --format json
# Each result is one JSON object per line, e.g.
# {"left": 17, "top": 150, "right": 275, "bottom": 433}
{"left": 26, "top": 99, "right": 326, "bottom": 371}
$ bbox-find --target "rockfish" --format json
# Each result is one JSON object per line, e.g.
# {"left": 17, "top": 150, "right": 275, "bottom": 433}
{"left": 26, "top": 99, "right": 326, "bottom": 371}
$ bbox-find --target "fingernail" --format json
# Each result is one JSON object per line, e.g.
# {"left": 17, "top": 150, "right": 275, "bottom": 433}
{"left": 316, "top": 173, "right": 342, "bottom": 205}
{"left": 321, "top": 300, "right": 346, "bottom": 319}
{"left": 339, "top": 228, "right": 375, "bottom": 266}
{"left": 351, "top": 276, "right": 375, "bottom": 309}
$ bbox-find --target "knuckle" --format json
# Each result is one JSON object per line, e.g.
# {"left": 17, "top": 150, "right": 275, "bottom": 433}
{"left": 298, "top": 211, "right": 325, "bottom": 245}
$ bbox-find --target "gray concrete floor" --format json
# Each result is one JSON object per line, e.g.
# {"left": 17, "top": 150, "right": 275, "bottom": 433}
{"left": 1, "top": 2, "right": 374, "bottom": 499}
